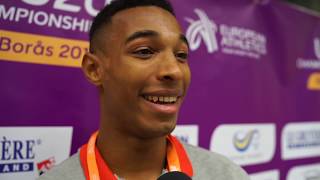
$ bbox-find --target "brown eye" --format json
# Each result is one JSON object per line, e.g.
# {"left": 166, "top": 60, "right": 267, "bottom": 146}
{"left": 175, "top": 51, "right": 188, "bottom": 62}
{"left": 132, "top": 47, "right": 154, "bottom": 59}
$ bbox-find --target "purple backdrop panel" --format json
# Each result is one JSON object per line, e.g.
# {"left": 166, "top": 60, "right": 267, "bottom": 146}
{"left": 1, "top": 0, "right": 320, "bottom": 179}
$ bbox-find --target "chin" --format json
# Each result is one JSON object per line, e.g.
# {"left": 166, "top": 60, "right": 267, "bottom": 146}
{"left": 157, "top": 122, "right": 176, "bottom": 136}
{"left": 137, "top": 120, "right": 177, "bottom": 139}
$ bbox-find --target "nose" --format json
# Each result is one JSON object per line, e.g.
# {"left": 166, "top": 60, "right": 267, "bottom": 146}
{"left": 156, "top": 51, "right": 184, "bottom": 82}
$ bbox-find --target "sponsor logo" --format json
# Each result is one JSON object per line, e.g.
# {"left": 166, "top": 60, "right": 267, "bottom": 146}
{"left": 287, "top": 163, "right": 320, "bottom": 180}
{"left": 171, "top": 125, "right": 199, "bottom": 146}
{"left": 233, "top": 129, "right": 259, "bottom": 152}
{"left": 185, "top": 9, "right": 219, "bottom": 53}
{"left": 210, "top": 123, "right": 276, "bottom": 166}
{"left": 307, "top": 72, "right": 320, "bottom": 90}
{"left": 314, "top": 38, "right": 320, "bottom": 59}
{"left": 304, "top": 170, "right": 320, "bottom": 180}
{"left": 0, "top": 127, "right": 72, "bottom": 180}
{"left": 37, "top": 157, "right": 56, "bottom": 176}
{"left": 281, "top": 122, "right": 320, "bottom": 160}
{"left": 250, "top": 169, "right": 280, "bottom": 180}
{"left": 0, "top": 136, "right": 38, "bottom": 174}
{"left": 185, "top": 9, "right": 267, "bottom": 59}
{"left": 297, "top": 37, "right": 320, "bottom": 70}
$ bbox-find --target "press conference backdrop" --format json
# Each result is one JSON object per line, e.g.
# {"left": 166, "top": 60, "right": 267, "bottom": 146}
{"left": 0, "top": 0, "right": 320, "bottom": 180}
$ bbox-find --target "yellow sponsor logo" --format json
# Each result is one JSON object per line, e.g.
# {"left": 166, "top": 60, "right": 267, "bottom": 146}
{"left": 307, "top": 72, "right": 320, "bottom": 90}
{"left": 233, "top": 130, "right": 259, "bottom": 152}
{"left": 0, "top": 30, "right": 88, "bottom": 68}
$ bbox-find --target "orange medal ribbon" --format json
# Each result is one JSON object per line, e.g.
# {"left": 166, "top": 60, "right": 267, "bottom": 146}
{"left": 80, "top": 131, "right": 193, "bottom": 180}
{"left": 86, "top": 131, "right": 101, "bottom": 180}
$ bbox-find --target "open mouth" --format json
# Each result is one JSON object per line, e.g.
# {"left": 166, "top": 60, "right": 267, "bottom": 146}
{"left": 143, "top": 95, "right": 179, "bottom": 104}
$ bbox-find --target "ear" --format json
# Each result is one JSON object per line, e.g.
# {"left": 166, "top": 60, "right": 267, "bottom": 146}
{"left": 81, "top": 52, "right": 105, "bottom": 86}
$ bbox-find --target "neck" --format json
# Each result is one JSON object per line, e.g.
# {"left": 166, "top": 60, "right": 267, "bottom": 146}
{"left": 96, "top": 128, "right": 167, "bottom": 180}
{"left": 97, "top": 94, "right": 170, "bottom": 179}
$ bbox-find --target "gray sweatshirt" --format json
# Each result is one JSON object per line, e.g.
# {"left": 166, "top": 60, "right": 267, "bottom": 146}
{"left": 38, "top": 143, "right": 250, "bottom": 180}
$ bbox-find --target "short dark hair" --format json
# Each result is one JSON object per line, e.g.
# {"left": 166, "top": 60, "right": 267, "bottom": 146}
{"left": 89, "top": 0, "right": 175, "bottom": 52}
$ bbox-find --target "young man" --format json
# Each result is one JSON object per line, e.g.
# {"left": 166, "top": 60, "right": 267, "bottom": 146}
{"left": 39, "top": 0, "right": 249, "bottom": 179}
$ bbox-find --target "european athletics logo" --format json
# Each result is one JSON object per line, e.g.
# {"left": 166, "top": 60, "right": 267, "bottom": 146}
{"left": 313, "top": 38, "right": 320, "bottom": 60}
{"left": 305, "top": 38, "right": 320, "bottom": 90}
{"left": 297, "top": 37, "right": 320, "bottom": 70}
{"left": 185, "top": 9, "right": 218, "bottom": 53}
{"left": 185, "top": 9, "right": 267, "bottom": 59}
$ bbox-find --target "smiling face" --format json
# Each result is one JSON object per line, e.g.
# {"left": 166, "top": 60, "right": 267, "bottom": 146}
{"left": 84, "top": 6, "right": 191, "bottom": 139}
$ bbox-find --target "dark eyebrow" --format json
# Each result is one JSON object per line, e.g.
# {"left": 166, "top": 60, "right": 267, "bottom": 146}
{"left": 180, "top": 34, "right": 189, "bottom": 48}
{"left": 125, "top": 30, "right": 159, "bottom": 44}
{"left": 125, "top": 30, "right": 189, "bottom": 48}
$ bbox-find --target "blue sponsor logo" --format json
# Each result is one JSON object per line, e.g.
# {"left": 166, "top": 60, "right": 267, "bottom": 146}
{"left": 233, "top": 130, "right": 259, "bottom": 152}
{"left": 0, "top": 136, "right": 38, "bottom": 173}
{"left": 287, "top": 130, "right": 320, "bottom": 149}
{"left": 0, "top": 162, "right": 33, "bottom": 173}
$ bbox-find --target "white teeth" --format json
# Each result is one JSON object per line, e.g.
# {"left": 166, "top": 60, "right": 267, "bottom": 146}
{"left": 152, "top": 96, "right": 158, "bottom": 102}
{"left": 144, "top": 95, "right": 178, "bottom": 103}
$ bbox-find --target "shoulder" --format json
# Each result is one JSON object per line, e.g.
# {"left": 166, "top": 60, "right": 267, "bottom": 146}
{"left": 182, "top": 143, "right": 250, "bottom": 180}
{"left": 37, "top": 152, "right": 85, "bottom": 180}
